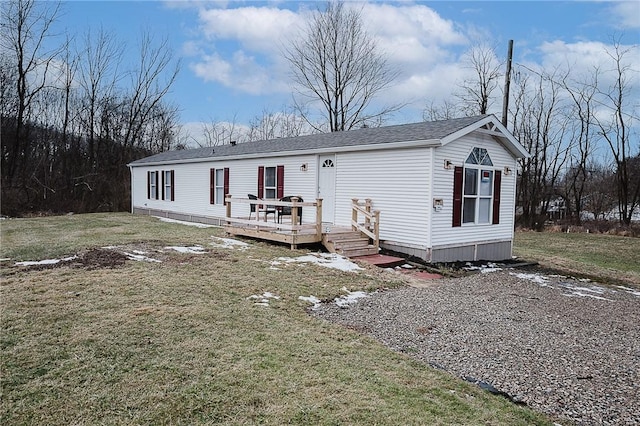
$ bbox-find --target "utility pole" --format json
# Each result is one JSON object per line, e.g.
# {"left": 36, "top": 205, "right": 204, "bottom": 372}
{"left": 502, "top": 40, "right": 514, "bottom": 127}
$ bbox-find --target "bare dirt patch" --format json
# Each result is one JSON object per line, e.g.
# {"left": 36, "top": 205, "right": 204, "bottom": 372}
{"left": 73, "top": 248, "right": 128, "bottom": 269}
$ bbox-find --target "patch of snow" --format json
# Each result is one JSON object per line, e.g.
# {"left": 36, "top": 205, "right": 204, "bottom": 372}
{"left": 274, "top": 253, "right": 363, "bottom": 272}
{"left": 15, "top": 256, "right": 77, "bottom": 266}
{"left": 562, "top": 284, "right": 606, "bottom": 294}
{"left": 247, "top": 291, "right": 280, "bottom": 306}
{"left": 132, "top": 250, "right": 147, "bottom": 255}
{"left": 0, "top": 258, "right": 11, "bottom": 262}
{"left": 210, "top": 237, "right": 250, "bottom": 250}
{"left": 465, "top": 262, "right": 502, "bottom": 274}
{"left": 164, "top": 245, "right": 206, "bottom": 254}
{"left": 155, "top": 217, "right": 216, "bottom": 228}
{"left": 616, "top": 285, "right": 640, "bottom": 297}
{"left": 123, "top": 252, "right": 161, "bottom": 263}
{"left": 510, "top": 272, "right": 550, "bottom": 285}
{"left": 565, "top": 292, "right": 612, "bottom": 301}
{"left": 299, "top": 295, "right": 322, "bottom": 310}
{"left": 400, "top": 263, "right": 414, "bottom": 269}
{"left": 334, "top": 286, "right": 370, "bottom": 308}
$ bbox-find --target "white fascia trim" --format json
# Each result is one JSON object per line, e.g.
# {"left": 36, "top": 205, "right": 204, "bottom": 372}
{"left": 440, "top": 115, "right": 530, "bottom": 159}
{"left": 128, "top": 138, "right": 440, "bottom": 168}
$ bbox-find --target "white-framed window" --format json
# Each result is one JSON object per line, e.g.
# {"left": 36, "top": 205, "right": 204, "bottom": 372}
{"left": 463, "top": 148, "right": 494, "bottom": 225}
{"left": 163, "top": 170, "right": 173, "bottom": 201}
{"left": 215, "top": 168, "right": 225, "bottom": 204}
{"left": 148, "top": 171, "right": 158, "bottom": 200}
{"left": 264, "top": 166, "right": 276, "bottom": 199}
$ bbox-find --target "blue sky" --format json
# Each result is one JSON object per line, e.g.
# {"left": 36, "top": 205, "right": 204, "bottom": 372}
{"left": 55, "top": 1, "right": 639, "bottom": 142}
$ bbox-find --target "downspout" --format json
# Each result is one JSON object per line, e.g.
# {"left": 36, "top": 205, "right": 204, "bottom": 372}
{"left": 129, "top": 165, "right": 134, "bottom": 214}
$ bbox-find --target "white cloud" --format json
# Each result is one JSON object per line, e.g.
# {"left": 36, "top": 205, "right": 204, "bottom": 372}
{"left": 188, "top": 2, "right": 472, "bottom": 105}
{"left": 537, "top": 40, "right": 640, "bottom": 90}
{"left": 608, "top": 1, "right": 640, "bottom": 29}
{"left": 198, "top": 6, "right": 300, "bottom": 53}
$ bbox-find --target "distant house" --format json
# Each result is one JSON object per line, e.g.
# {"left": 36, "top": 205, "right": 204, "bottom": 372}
{"left": 128, "top": 114, "right": 529, "bottom": 262}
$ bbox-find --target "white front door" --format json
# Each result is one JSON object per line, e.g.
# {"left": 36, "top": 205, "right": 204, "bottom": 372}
{"left": 318, "top": 155, "right": 336, "bottom": 223}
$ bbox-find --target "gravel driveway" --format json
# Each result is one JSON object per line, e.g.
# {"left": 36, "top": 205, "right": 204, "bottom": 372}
{"left": 313, "top": 269, "right": 640, "bottom": 425}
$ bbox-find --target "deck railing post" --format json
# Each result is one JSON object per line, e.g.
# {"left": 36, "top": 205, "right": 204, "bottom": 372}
{"left": 374, "top": 210, "right": 380, "bottom": 250}
{"left": 291, "top": 197, "right": 299, "bottom": 234}
{"left": 316, "top": 198, "right": 323, "bottom": 238}
{"left": 351, "top": 198, "right": 358, "bottom": 231}
{"left": 365, "top": 198, "right": 372, "bottom": 230}
{"left": 225, "top": 195, "right": 232, "bottom": 225}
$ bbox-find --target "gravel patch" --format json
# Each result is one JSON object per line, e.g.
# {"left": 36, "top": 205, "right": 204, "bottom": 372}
{"left": 313, "top": 270, "right": 640, "bottom": 425}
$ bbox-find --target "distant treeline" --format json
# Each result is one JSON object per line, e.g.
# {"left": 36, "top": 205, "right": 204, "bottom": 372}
{"left": 1, "top": 0, "right": 180, "bottom": 216}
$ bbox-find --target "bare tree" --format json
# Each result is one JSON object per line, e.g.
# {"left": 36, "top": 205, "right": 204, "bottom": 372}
{"left": 423, "top": 99, "right": 462, "bottom": 121}
{"left": 247, "top": 106, "right": 309, "bottom": 141}
{"left": 0, "top": 0, "right": 62, "bottom": 181}
{"left": 560, "top": 68, "right": 599, "bottom": 223}
{"left": 283, "top": 1, "right": 400, "bottom": 132}
{"left": 581, "top": 163, "right": 617, "bottom": 220}
{"left": 456, "top": 43, "right": 503, "bottom": 116}
{"left": 76, "top": 27, "right": 122, "bottom": 168}
{"left": 593, "top": 39, "right": 639, "bottom": 225}
{"left": 121, "top": 31, "right": 180, "bottom": 151}
{"left": 423, "top": 43, "right": 502, "bottom": 121}
{"left": 511, "top": 67, "right": 571, "bottom": 229}
{"left": 201, "top": 115, "right": 242, "bottom": 147}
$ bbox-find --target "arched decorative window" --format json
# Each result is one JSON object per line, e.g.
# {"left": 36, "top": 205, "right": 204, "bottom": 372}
{"left": 322, "top": 158, "right": 334, "bottom": 168}
{"left": 453, "top": 148, "right": 501, "bottom": 226}
{"left": 465, "top": 147, "right": 493, "bottom": 166}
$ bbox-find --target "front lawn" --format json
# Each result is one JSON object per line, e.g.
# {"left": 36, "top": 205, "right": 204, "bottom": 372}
{"left": 0, "top": 213, "right": 551, "bottom": 425}
{"left": 514, "top": 230, "right": 640, "bottom": 286}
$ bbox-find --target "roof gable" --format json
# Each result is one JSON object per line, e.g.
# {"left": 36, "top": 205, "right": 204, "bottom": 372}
{"left": 440, "top": 115, "right": 530, "bottom": 158}
{"left": 129, "top": 114, "right": 528, "bottom": 166}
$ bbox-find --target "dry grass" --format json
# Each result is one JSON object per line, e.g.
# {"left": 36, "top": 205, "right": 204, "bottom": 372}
{"left": 1, "top": 213, "right": 552, "bottom": 425}
{"left": 514, "top": 230, "right": 640, "bottom": 286}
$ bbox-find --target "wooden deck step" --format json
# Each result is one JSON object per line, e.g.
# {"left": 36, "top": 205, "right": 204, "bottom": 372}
{"left": 338, "top": 245, "right": 379, "bottom": 258}
{"left": 322, "top": 227, "right": 378, "bottom": 258}
{"left": 351, "top": 254, "right": 406, "bottom": 268}
{"left": 324, "top": 231, "right": 363, "bottom": 242}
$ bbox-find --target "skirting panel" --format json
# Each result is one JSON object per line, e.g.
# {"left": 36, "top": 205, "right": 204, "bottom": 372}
{"left": 431, "top": 240, "right": 512, "bottom": 263}
{"left": 380, "top": 241, "right": 430, "bottom": 262}
{"left": 132, "top": 207, "right": 225, "bottom": 226}
{"left": 380, "top": 239, "right": 513, "bottom": 263}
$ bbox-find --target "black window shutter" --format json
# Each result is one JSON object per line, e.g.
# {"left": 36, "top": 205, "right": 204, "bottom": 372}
{"left": 147, "top": 171, "right": 151, "bottom": 199}
{"left": 170, "top": 170, "right": 175, "bottom": 201}
{"left": 161, "top": 171, "right": 165, "bottom": 200}
{"left": 276, "top": 165, "right": 284, "bottom": 199}
{"left": 258, "top": 166, "right": 264, "bottom": 198}
{"left": 492, "top": 170, "right": 501, "bottom": 224}
{"left": 155, "top": 171, "right": 159, "bottom": 200}
{"left": 452, "top": 166, "right": 463, "bottom": 227}
{"left": 223, "top": 168, "right": 229, "bottom": 205}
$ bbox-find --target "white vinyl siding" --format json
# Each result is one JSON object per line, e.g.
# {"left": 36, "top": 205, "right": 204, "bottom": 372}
{"left": 431, "top": 132, "right": 517, "bottom": 248}
{"left": 131, "top": 155, "right": 317, "bottom": 222}
{"left": 334, "top": 147, "right": 432, "bottom": 248}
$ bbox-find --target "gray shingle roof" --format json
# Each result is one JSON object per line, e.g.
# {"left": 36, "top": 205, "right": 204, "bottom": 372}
{"left": 129, "top": 114, "right": 490, "bottom": 166}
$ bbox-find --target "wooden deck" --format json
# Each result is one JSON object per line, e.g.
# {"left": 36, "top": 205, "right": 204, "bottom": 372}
{"left": 224, "top": 197, "right": 380, "bottom": 255}
{"left": 223, "top": 196, "right": 323, "bottom": 249}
